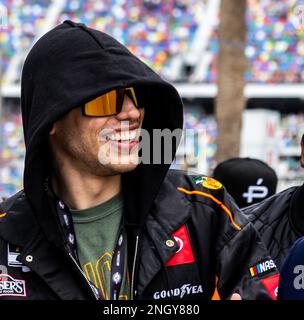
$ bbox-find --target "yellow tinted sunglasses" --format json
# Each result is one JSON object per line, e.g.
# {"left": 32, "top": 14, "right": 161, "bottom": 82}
{"left": 82, "top": 87, "right": 139, "bottom": 117}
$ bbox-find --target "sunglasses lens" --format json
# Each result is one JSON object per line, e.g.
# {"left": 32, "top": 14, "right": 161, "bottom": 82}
{"left": 84, "top": 87, "right": 138, "bottom": 117}
{"left": 84, "top": 90, "right": 117, "bottom": 116}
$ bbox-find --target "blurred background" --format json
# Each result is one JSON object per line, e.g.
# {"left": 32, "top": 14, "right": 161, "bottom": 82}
{"left": 0, "top": 0, "right": 304, "bottom": 198}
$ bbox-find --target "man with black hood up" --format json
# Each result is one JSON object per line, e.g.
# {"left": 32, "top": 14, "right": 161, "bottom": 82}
{"left": 0, "top": 21, "right": 279, "bottom": 300}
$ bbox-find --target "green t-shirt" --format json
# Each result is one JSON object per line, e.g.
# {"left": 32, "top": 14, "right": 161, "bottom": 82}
{"left": 70, "top": 193, "right": 130, "bottom": 300}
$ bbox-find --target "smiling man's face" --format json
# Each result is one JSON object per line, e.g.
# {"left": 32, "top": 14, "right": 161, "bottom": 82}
{"left": 49, "top": 92, "right": 145, "bottom": 177}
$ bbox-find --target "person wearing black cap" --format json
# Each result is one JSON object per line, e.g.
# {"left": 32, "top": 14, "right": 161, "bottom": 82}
{"left": 243, "top": 136, "right": 304, "bottom": 271}
{"left": 213, "top": 157, "right": 278, "bottom": 208}
{"left": 0, "top": 21, "right": 278, "bottom": 300}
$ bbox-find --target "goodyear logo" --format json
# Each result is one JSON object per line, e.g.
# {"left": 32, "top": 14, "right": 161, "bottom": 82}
{"left": 192, "top": 176, "right": 222, "bottom": 190}
{"left": 249, "top": 260, "right": 276, "bottom": 277}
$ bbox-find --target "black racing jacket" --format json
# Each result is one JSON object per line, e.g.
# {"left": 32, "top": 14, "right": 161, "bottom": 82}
{"left": 0, "top": 171, "right": 279, "bottom": 300}
{"left": 242, "top": 184, "right": 304, "bottom": 271}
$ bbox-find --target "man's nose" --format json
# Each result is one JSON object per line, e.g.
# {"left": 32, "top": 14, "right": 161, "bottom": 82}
{"left": 115, "top": 95, "right": 141, "bottom": 121}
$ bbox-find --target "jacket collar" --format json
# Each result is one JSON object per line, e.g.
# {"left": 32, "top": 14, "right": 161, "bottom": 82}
{"left": 0, "top": 191, "right": 97, "bottom": 299}
{"left": 0, "top": 191, "right": 40, "bottom": 248}
{"left": 136, "top": 187, "right": 191, "bottom": 295}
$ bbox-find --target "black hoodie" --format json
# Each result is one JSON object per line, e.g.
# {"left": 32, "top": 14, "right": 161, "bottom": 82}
{"left": 21, "top": 20, "right": 183, "bottom": 245}
{"left": 0, "top": 21, "right": 279, "bottom": 300}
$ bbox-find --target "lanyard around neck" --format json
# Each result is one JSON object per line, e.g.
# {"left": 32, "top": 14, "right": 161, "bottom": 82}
{"left": 55, "top": 198, "right": 127, "bottom": 300}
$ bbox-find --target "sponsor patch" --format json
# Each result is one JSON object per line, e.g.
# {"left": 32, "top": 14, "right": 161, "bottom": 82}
{"left": 192, "top": 176, "right": 205, "bottom": 185}
{"left": 7, "top": 244, "right": 22, "bottom": 268}
{"left": 153, "top": 283, "right": 203, "bottom": 300}
{"left": 0, "top": 274, "right": 26, "bottom": 297}
{"left": 192, "top": 176, "right": 222, "bottom": 190}
{"left": 7, "top": 244, "right": 31, "bottom": 273}
{"left": 249, "top": 259, "right": 277, "bottom": 277}
{"left": 260, "top": 274, "right": 280, "bottom": 300}
{"left": 166, "top": 225, "right": 195, "bottom": 267}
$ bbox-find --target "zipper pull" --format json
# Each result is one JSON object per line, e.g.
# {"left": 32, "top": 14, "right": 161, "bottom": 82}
{"left": 64, "top": 246, "right": 100, "bottom": 300}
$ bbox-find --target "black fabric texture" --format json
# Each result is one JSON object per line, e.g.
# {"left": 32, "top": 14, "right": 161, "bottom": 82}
{"left": 0, "top": 171, "right": 279, "bottom": 300}
{"left": 242, "top": 185, "right": 304, "bottom": 270}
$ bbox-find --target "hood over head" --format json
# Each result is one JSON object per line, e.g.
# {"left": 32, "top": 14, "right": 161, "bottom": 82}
{"left": 21, "top": 20, "right": 183, "bottom": 245}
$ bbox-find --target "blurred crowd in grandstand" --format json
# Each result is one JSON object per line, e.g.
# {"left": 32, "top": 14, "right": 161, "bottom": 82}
{"left": 0, "top": 0, "right": 304, "bottom": 197}
{"left": 57, "top": 0, "right": 203, "bottom": 78}
{"left": 0, "top": 0, "right": 50, "bottom": 77}
{"left": 0, "top": 101, "right": 24, "bottom": 197}
{"left": 206, "top": 0, "right": 304, "bottom": 83}
{"left": 246, "top": 0, "right": 304, "bottom": 83}
{"left": 0, "top": 0, "right": 303, "bottom": 83}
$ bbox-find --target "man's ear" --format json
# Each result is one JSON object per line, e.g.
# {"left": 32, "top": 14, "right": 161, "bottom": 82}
{"left": 300, "top": 134, "right": 304, "bottom": 168}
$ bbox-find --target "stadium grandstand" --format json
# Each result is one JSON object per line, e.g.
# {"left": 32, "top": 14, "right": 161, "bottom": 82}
{"left": 0, "top": 0, "right": 304, "bottom": 198}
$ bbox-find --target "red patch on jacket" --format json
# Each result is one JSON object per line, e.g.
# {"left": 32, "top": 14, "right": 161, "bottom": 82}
{"left": 166, "top": 225, "right": 195, "bottom": 267}
{"left": 260, "top": 274, "right": 280, "bottom": 300}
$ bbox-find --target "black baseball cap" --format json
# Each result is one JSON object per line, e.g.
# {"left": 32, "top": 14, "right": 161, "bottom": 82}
{"left": 213, "top": 157, "right": 278, "bottom": 208}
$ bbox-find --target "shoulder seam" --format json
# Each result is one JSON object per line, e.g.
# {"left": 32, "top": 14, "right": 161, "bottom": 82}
{"left": 177, "top": 187, "right": 241, "bottom": 231}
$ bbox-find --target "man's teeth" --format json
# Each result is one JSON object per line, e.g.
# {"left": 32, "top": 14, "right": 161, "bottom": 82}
{"left": 106, "top": 130, "right": 137, "bottom": 141}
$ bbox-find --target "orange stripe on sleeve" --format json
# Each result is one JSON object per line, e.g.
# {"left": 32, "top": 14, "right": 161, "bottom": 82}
{"left": 177, "top": 187, "right": 241, "bottom": 231}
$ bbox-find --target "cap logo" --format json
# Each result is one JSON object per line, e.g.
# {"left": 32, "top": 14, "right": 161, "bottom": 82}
{"left": 242, "top": 178, "right": 269, "bottom": 204}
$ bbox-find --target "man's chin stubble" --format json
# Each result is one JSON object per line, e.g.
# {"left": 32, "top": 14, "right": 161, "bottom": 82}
{"left": 87, "top": 161, "right": 139, "bottom": 177}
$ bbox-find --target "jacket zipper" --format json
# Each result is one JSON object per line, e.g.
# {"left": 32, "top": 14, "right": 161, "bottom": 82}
{"left": 67, "top": 251, "right": 99, "bottom": 300}
{"left": 131, "top": 234, "right": 140, "bottom": 300}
